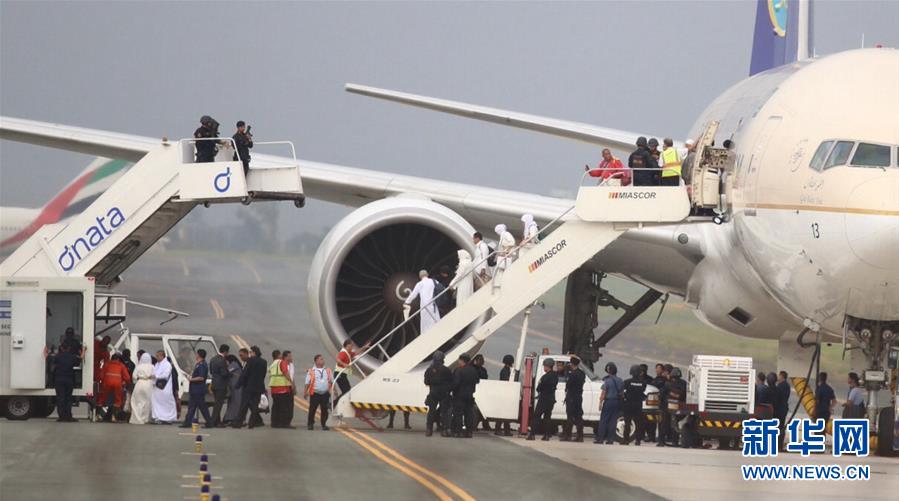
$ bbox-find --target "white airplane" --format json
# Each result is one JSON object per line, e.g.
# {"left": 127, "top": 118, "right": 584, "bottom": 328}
{"left": 0, "top": 158, "right": 131, "bottom": 252}
{"left": 0, "top": 0, "right": 897, "bottom": 451}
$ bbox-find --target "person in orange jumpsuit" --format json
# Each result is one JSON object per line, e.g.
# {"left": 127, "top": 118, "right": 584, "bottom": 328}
{"left": 98, "top": 354, "right": 132, "bottom": 421}
{"left": 93, "top": 335, "right": 112, "bottom": 383}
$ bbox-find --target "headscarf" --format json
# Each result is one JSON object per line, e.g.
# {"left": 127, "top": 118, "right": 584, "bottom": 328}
{"left": 138, "top": 353, "right": 152, "bottom": 365}
{"left": 457, "top": 249, "right": 472, "bottom": 265}
{"left": 521, "top": 214, "right": 538, "bottom": 236}
{"left": 494, "top": 224, "right": 507, "bottom": 236}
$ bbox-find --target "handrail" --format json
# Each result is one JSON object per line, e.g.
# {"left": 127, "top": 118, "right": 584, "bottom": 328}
{"left": 181, "top": 137, "right": 244, "bottom": 162}
{"left": 581, "top": 167, "right": 685, "bottom": 187}
{"left": 331, "top": 194, "right": 578, "bottom": 416}
{"left": 251, "top": 140, "right": 298, "bottom": 163}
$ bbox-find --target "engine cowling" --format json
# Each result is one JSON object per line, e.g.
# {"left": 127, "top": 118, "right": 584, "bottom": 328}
{"left": 308, "top": 196, "right": 480, "bottom": 373}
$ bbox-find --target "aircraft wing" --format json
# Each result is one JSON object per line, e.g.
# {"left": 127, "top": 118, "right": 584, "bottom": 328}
{"left": 0, "top": 116, "right": 703, "bottom": 295}
{"left": 345, "top": 84, "right": 671, "bottom": 152}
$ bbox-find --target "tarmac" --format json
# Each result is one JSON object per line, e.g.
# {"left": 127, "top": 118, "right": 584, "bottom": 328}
{"left": 1, "top": 250, "right": 896, "bottom": 500}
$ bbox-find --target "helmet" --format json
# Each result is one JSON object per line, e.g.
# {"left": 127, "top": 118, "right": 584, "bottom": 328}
{"left": 432, "top": 351, "right": 445, "bottom": 363}
{"left": 502, "top": 354, "right": 514, "bottom": 365}
{"left": 670, "top": 367, "right": 682, "bottom": 379}
{"left": 543, "top": 358, "right": 555, "bottom": 368}
{"left": 636, "top": 136, "right": 648, "bottom": 147}
{"left": 629, "top": 364, "right": 641, "bottom": 377}
{"left": 605, "top": 362, "right": 617, "bottom": 375}
{"left": 200, "top": 115, "right": 212, "bottom": 125}
{"left": 648, "top": 137, "right": 659, "bottom": 148}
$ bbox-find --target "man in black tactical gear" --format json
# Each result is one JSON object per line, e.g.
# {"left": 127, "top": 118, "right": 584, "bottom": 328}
{"left": 232, "top": 120, "right": 254, "bottom": 175}
{"left": 194, "top": 115, "right": 220, "bottom": 163}
{"left": 622, "top": 364, "right": 647, "bottom": 445}
{"left": 494, "top": 354, "right": 515, "bottom": 436}
{"left": 663, "top": 367, "right": 687, "bottom": 447}
{"left": 560, "top": 357, "right": 586, "bottom": 442}
{"left": 629, "top": 136, "right": 660, "bottom": 186}
{"left": 451, "top": 353, "right": 479, "bottom": 438}
{"left": 528, "top": 358, "right": 558, "bottom": 441}
{"left": 424, "top": 351, "right": 454, "bottom": 437}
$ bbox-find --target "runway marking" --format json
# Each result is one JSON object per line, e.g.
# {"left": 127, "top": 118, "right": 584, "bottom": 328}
{"left": 178, "top": 432, "right": 210, "bottom": 436}
{"left": 291, "top": 395, "right": 473, "bottom": 501}
{"left": 210, "top": 298, "right": 224, "bottom": 320}
{"left": 179, "top": 257, "right": 190, "bottom": 277}
{"left": 241, "top": 259, "right": 262, "bottom": 285}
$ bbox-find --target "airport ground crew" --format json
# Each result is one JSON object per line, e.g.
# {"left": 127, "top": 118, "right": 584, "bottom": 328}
{"left": 180, "top": 349, "right": 212, "bottom": 428}
{"left": 334, "top": 339, "right": 370, "bottom": 404}
{"left": 44, "top": 343, "right": 85, "bottom": 422}
{"left": 560, "top": 357, "right": 585, "bottom": 442}
{"left": 269, "top": 350, "right": 295, "bottom": 428}
{"left": 99, "top": 354, "right": 132, "bottom": 422}
{"left": 528, "top": 358, "right": 558, "bottom": 441}
{"left": 660, "top": 138, "right": 682, "bottom": 186}
{"left": 424, "top": 351, "right": 453, "bottom": 437}
{"left": 622, "top": 365, "right": 647, "bottom": 445}
{"left": 595, "top": 362, "right": 623, "bottom": 444}
{"left": 494, "top": 354, "right": 515, "bottom": 436}
{"left": 232, "top": 121, "right": 253, "bottom": 175}
{"left": 452, "top": 353, "right": 479, "bottom": 437}
{"left": 663, "top": 367, "right": 687, "bottom": 446}
{"left": 304, "top": 354, "right": 334, "bottom": 430}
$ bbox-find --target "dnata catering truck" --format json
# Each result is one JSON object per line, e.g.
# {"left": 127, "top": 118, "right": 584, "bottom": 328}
{"left": 0, "top": 277, "right": 215, "bottom": 420}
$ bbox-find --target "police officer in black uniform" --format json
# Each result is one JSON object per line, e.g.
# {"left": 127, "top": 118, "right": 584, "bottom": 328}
{"left": 194, "top": 115, "right": 220, "bottom": 163}
{"left": 527, "top": 358, "right": 558, "bottom": 441}
{"left": 494, "top": 354, "right": 515, "bottom": 436}
{"left": 622, "top": 365, "right": 647, "bottom": 445}
{"left": 44, "top": 341, "right": 86, "bottom": 422}
{"left": 629, "top": 136, "right": 660, "bottom": 186}
{"left": 638, "top": 364, "right": 654, "bottom": 442}
{"left": 424, "top": 351, "right": 453, "bottom": 437}
{"left": 560, "top": 357, "right": 586, "bottom": 442}
{"left": 232, "top": 121, "right": 254, "bottom": 175}
{"left": 451, "top": 353, "right": 480, "bottom": 438}
{"left": 664, "top": 367, "right": 687, "bottom": 447}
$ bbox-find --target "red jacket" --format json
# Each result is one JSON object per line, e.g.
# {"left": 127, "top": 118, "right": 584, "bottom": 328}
{"left": 589, "top": 158, "right": 631, "bottom": 186}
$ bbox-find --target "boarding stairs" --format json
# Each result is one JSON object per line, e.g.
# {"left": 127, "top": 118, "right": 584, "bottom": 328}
{"left": 334, "top": 174, "right": 692, "bottom": 421}
{"left": 0, "top": 138, "right": 304, "bottom": 283}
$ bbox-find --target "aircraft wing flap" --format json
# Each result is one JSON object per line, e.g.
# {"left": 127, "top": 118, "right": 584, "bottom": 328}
{"left": 345, "top": 83, "right": 663, "bottom": 152}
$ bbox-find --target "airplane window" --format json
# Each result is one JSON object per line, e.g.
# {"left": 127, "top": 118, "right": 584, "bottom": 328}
{"left": 823, "top": 141, "right": 854, "bottom": 170}
{"left": 850, "top": 143, "right": 891, "bottom": 167}
{"left": 809, "top": 141, "right": 833, "bottom": 171}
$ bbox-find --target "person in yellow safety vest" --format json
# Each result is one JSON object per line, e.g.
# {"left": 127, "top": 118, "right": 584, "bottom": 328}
{"left": 660, "top": 138, "right": 683, "bottom": 186}
{"left": 334, "top": 339, "right": 370, "bottom": 404}
{"left": 269, "top": 350, "right": 295, "bottom": 428}
{"left": 304, "top": 354, "right": 334, "bottom": 430}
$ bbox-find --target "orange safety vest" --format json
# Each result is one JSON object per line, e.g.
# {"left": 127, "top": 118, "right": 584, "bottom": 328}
{"left": 306, "top": 367, "right": 333, "bottom": 396}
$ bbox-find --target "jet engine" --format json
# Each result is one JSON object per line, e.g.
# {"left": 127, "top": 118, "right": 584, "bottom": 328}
{"left": 308, "top": 197, "right": 480, "bottom": 373}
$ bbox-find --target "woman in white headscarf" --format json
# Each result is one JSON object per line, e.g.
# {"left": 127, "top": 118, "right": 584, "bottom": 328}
{"left": 520, "top": 214, "right": 539, "bottom": 252}
{"left": 494, "top": 224, "right": 516, "bottom": 288}
{"left": 129, "top": 353, "right": 155, "bottom": 424}
{"left": 450, "top": 249, "right": 474, "bottom": 306}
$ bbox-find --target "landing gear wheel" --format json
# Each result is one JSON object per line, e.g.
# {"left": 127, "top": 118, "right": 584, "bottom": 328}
{"left": 4, "top": 396, "right": 34, "bottom": 420}
{"left": 876, "top": 406, "right": 896, "bottom": 457}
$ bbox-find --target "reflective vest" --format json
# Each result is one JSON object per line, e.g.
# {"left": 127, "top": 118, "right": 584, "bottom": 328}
{"left": 335, "top": 348, "right": 354, "bottom": 377}
{"left": 661, "top": 147, "right": 682, "bottom": 178}
{"left": 306, "top": 367, "right": 333, "bottom": 396}
{"left": 269, "top": 360, "right": 290, "bottom": 388}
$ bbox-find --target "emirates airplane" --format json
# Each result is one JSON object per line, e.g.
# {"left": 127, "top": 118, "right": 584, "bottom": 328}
{"left": 1, "top": 0, "right": 897, "bottom": 452}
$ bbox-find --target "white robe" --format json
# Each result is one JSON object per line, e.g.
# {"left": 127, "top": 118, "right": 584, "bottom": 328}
{"left": 450, "top": 251, "right": 474, "bottom": 306}
{"left": 151, "top": 358, "right": 177, "bottom": 423}
{"left": 521, "top": 221, "right": 539, "bottom": 252}
{"left": 496, "top": 231, "right": 516, "bottom": 270}
{"left": 405, "top": 278, "right": 441, "bottom": 333}
{"left": 129, "top": 355, "right": 154, "bottom": 424}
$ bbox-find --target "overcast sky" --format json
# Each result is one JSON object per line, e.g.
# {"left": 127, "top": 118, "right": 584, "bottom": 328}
{"left": 2, "top": 1, "right": 897, "bottom": 234}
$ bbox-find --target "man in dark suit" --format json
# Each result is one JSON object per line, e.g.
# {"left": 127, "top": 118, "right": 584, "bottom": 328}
{"left": 232, "top": 345, "right": 267, "bottom": 428}
{"left": 208, "top": 344, "right": 230, "bottom": 427}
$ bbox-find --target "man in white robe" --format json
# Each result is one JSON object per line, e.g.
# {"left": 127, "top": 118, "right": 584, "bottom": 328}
{"left": 404, "top": 270, "right": 441, "bottom": 334}
{"left": 472, "top": 232, "right": 492, "bottom": 290}
{"left": 494, "top": 224, "right": 516, "bottom": 289}
{"left": 129, "top": 353, "right": 155, "bottom": 424}
{"left": 450, "top": 249, "right": 474, "bottom": 306}
{"left": 520, "top": 214, "right": 539, "bottom": 252}
{"left": 151, "top": 351, "right": 178, "bottom": 423}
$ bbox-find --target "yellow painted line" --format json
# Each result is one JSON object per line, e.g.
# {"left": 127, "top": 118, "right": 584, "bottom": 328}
{"left": 347, "top": 428, "right": 476, "bottom": 501}
{"left": 230, "top": 335, "right": 250, "bottom": 350}
{"left": 179, "top": 257, "right": 190, "bottom": 277}
{"left": 337, "top": 427, "right": 452, "bottom": 500}
{"left": 235, "top": 335, "right": 251, "bottom": 349}
{"left": 241, "top": 259, "right": 262, "bottom": 285}
{"left": 209, "top": 298, "right": 224, "bottom": 320}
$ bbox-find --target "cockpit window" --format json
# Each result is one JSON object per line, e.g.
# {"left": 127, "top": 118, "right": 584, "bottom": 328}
{"left": 823, "top": 141, "right": 854, "bottom": 170}
{"left": 850, "top": 143, "right": 891, "bottom": 167}
{"left": 809, "top": 141, "right": 833, "bottom": 171}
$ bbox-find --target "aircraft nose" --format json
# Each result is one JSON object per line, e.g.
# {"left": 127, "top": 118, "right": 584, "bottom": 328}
{"left": 845, "top": 177, "right": 899, "bottom": 271}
